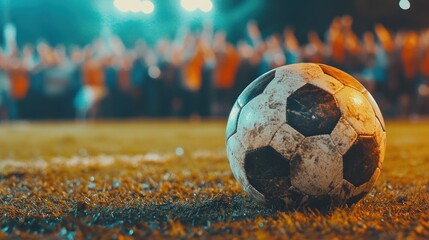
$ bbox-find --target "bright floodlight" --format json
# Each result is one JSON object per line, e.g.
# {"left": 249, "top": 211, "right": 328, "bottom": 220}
{"left": 181, "top": 0, "right": 212, "bottom": 12}
{"left": 181, "top": 0, "right": 199, "bottom": 12}
{"left": 200, "top": 0, "right": 213, "bottom": 12}
{"left": 141, "top": 0, "right": 154, "bottom": 14}
{"left": 129, "top": 0, "right": 142, "bottom": 13}
{"left": 113, "top": 0, "right": 154, "bottom": 13}
{"left": 399, "top": 0, "right": 411, "bottom": 10}
{"left": 114, "top": 0, "right": 129, "bottom": 12}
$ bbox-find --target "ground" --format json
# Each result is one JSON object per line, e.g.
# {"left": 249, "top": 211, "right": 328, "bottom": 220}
{"left": 0, "top": 120, "right": 428, "bottom": 239}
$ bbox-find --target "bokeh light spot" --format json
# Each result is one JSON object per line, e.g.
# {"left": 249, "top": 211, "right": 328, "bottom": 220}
{"left": 200, "top": 0, "right": 213, "bottom": 12}
{"left": 418, "top": 84, "right": 429, "bottom": 96}
{"left": 148, "top": 66, "right": 161, "bottom": 79}
{"left": 181, "top": 0, "right": 199, "bottom": 12}
{"left": 141, "top": 0, "right": 154, "bottom": 14}
{"left": 113, "top": 0, "right": 129, "bottom": 12}
{"left": 399, "top": 0, "right": 411, "bottom": 10}
{"left": 181, "top": 0, "right": 212, "bottom": 12}
{"left": 113, "top": 0, "right": 154, "bottom": 13}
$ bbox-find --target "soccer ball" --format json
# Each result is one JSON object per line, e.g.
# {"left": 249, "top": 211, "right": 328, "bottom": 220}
{"left": 226, "top": 63, "right": 386, "bottom": 209}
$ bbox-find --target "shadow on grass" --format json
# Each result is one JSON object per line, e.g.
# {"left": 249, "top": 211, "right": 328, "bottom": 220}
{"left": 1, "top": 194, "right": 279, "bottom": 234}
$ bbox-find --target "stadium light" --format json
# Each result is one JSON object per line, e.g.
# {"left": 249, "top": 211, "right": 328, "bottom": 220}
{"left": 113, "top": 0, "right": 154, "bottom": 14}
{"left": 114, "top": 0, "right": 128, "bottom": 12}
{"left": 141, "top": 0, "right": 154, "bottom": 14}
{"left": 199, "top": 0, "right": 213, "bottom": 12}
{"left": 181, "top": 0, "right": 213, "bottom": 12}
{"left": 129, "top": 0, "right": 142, "bottom": 13}
{"left": 399, "top": 0, "right": 411, "bottom": 10}
{"left": 181, "top": 0, "right": 198, "bottom": 12}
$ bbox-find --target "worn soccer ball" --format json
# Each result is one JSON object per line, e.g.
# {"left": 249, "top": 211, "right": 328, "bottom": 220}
{"left": 226, "top": 63, "right": 386, "bottom": 209}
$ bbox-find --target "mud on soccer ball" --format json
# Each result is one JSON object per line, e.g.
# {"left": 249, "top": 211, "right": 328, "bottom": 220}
{"left": 226, "top": 63, "right": 386, "bottom": 209}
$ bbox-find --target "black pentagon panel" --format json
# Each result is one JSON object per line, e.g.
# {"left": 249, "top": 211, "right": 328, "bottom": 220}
{"left": 237, "top": 69, "right": 276, "bottom": 107}
{"left": 226, "top": 101, "right": 242, "bottom": 140}
{"left": 286, "top": 84, "right": 341, "bottom": 137}
{"left": 343, "top": 136, "right": 380, "bottom": 187}
{"left": 318, "top": 64, "right": 366, "bottom": 92}
{"left": 244, "top": 146, "right": 291, "bottom": 200}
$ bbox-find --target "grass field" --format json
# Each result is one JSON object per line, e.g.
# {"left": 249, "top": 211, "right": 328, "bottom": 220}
{"left": 0, "top": 120, "right": 428, "bottom": 239}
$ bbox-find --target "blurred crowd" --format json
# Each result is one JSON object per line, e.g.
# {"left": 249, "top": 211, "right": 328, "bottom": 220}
{"left": 1, "top": 15, "right": 429, "bottom": 121}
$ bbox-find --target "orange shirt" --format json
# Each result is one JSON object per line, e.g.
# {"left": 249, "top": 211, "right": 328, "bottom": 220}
{"left": 8, "top": 68, "right": 29, "bottom": 100}
{"left": 182, "top": 46, "right": 204, "bottom": 91}
{"left": 401, "top": 48, "right": 417, "bottom": 80}
{"left": 82, "top": 60, "right": 105, "bottom": 87}
{"left": 420, "top": 49, "right": 429, "bottom": 77}
{"left": 401, "top": 34, "right": 418, "bottom": 80}
{"left": 214, "top": 45, "right": 240, "bottom": 89}
{"left": 331, "top": 33, "right": 345, "bottom": 64}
